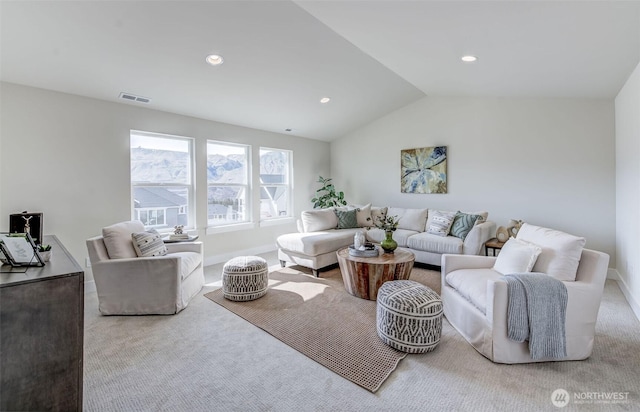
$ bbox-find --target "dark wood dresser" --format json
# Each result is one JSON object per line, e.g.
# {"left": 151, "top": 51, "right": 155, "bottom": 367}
{"left": 1, "top": 235, "right": 84, "bottom": 411}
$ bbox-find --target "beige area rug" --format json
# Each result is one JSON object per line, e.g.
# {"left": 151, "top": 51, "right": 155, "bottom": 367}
{"left": 204, "top": 265, "right": 440, "bottom": 392}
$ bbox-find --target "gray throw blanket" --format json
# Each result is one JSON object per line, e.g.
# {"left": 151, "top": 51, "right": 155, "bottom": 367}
{"left": 503, "top": 273, "right": 568, "bottom": 360}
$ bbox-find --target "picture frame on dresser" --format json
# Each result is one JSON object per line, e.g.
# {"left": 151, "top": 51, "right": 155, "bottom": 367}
{"left": 9, "top": 212, "right": 43, "bottom": 245}
{"left": 0, "top": 233, "right": 45, "bottom": 267}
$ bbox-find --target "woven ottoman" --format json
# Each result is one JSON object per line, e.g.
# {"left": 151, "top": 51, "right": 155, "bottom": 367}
{"left": 222, "top": 256, "right": 269, "bottom": 301}
{"left": 376, "top": 280, "right": 443, "bottom": 353}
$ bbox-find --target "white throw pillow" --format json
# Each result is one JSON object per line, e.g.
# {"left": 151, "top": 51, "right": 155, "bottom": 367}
{"left": 493, "top": 238, "right": 542, "bottom": 275}
{"left": 388, "top": 207, "right": 429, "bottom": 232}
{"left": 131, "top": 229, "right": 168, "bottom": 257}
{"left": 102, "top": 220, "right": 145, "bottom": 259}
{"left": 370, "top": 206, "right": 388, "bottom": 227}
{"left": 516, "top": 223, "right": 586, "bottom": 281}
{"left": 426, "top": 210, "right": 457, "bottom": 237}
{"left": 352, "top": 203, "right": 372, "bottom": 227}
{"left": 301, "top": 209, "right": 338, "bottom": 232}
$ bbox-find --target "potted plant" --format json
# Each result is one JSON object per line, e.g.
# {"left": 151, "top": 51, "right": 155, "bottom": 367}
{"left": 311, "top": 176, "right": 347, "bottom": 209}
{"left": 38, "top": 244, "right": 52, "bottom": 262}
{"left": 372, "top": 214, "right": 400, "bottom": 253}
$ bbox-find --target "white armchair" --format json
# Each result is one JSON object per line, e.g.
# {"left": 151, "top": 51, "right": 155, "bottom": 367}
{"left": 86, "top": 221, "right": 204, "bottom": 315}
{"left": 441, "top": 225, "right": 609, "bottom": 364}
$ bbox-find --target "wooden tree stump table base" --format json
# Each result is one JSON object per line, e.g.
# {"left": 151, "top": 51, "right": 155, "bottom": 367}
{"left": 336, "top": 247, "right": 415, "bottom": 300}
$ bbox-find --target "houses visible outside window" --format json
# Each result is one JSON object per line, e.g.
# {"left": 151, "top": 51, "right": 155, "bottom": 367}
{"left": 260, "top": 147, "right": 292, "bottom": 220}
{"left": 207, "top": 141, "right": 250, "bottom": 227}
{"left": 130, "top": 131, "right": 194, "bottom": 230}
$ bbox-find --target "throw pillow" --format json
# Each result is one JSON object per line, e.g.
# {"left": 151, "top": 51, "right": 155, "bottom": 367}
{"left": 493, "top": 238, "right": 542, "bottom": 275}
{"left": 335, "top": 209, "right": 358, "bottom": 229}
{"left": 102, "top": 220, "right": 146, "bottom": 259}
{"left": 370, "top": 206, "right": 388, "bottom": 227}
{"left": 516, "top": 223, "right": 586, "bottom": 281}
{"left": 426, "top": 210, "right": 456, "bottom": 237}
{"left": 352, "top": 203, "right": 373, "bottom": 227}
{"left": 301, "top": 209, "right": 339, "bottom": 232}
{"left": 450, "top": 212, "right": 482, "bottom": 240}
{"left": 131, "top": 229, "right": 168, "bottom": 257}
{"left": 388, "top": 207, "right": 429, "bottom": 232}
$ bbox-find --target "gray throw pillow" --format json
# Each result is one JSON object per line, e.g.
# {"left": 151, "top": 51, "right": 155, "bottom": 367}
{"left": 335, "top": 209, "right": 358, "bottom": 229}
{"left": 131, "top": 229, "right": 168, "bottom": 257}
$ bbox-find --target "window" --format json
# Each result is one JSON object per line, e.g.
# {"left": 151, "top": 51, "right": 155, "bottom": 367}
{"left": 260, "top": 147, "right": 292, "bottom": 220}
{"left": 130, "top": 131, "right": 194, "bottom": 230}
{"left": 207, "top": 141, "right": 250, "bottom": 227}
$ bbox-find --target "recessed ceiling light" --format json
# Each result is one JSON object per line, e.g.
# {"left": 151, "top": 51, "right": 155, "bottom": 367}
{"left": 461, "top": 55, "right": 478, "bottom": 63}
{"left": 206, "top": 54, "right": 224, "bottom": 66}
{"left": 320, "top": 97, "right": 331, "bottom": 104}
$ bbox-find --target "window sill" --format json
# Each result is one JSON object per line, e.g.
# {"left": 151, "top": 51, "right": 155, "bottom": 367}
{"left": 206, "top": 222, "right": 255, "bottom": 235}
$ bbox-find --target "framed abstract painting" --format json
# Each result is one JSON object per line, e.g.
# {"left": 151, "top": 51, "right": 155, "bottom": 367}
{"left": 401, "top": 146, "right": 447, "bottom": 194}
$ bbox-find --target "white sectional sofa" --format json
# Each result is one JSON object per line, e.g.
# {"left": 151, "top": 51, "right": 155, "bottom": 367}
{"left": 276, "top": 204, "right": 496, "bottom": 276}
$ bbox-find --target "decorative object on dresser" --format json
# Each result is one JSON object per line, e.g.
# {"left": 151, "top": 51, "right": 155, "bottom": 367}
{"left": 37, "top": 243, "right": 52, "bottom": 262}
{"left": 9, "top": 211, "right": 43, "bottom": 245}
{"left": 0, "top": 232, "right": 45, "bottom": 267}
{"left": 1, "top": 235, "right": 84, "bottom": 412}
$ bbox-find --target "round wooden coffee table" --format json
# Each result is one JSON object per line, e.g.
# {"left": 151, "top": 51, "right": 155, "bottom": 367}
{"left": 336, "top": 247, "right": 415, "bottom": 300}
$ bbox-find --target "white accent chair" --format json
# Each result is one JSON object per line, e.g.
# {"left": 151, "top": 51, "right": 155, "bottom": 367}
{"left": 86, "top": 221, "right": 204, "bottom": 315}
{"left": 441, "top": 225, "right": 609, "bottom": 363}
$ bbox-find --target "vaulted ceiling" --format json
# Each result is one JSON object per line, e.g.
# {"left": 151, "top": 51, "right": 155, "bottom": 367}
{"left": 2, "top": 1, "right": 639, "bottom": 141}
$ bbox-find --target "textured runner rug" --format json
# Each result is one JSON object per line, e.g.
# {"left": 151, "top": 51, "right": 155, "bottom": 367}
{"left": 204, "top": 265, "right": 440, "bottom": 392}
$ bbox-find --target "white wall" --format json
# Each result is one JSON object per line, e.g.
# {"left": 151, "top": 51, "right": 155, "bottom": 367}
{"left": 0, "top": 82, "right": 331, "bottom": 283}
{"left": 615, "top": 62, "right": 640, "bottom": 318}
{"left": 331, "top": 96, "right": 616, "bottom": 265}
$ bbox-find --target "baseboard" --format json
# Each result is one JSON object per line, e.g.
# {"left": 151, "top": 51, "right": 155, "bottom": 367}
{"left": 611, "top": 269, "right": 640, "bottom": 322}
{"left": 85, "top": 279, "right": 96, "bottom": 293}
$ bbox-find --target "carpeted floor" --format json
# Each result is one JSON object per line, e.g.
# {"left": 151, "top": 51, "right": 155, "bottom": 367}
{"left": 83, "top": 256, "right": 640, "bottom": 411}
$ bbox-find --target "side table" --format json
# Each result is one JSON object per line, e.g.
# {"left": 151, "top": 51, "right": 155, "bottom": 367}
{"left": 336, "top": 246, "right": 415, "bottom": 301}
{"left": 163, "top": 235, "right": 199, "bottom": 243}
{"left": 485, "top": 238, "right": 505, "bottom": 256}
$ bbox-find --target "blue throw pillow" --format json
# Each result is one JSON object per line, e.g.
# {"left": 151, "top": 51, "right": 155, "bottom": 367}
{"left": 450, "top": 212, "right": 482, "bottom": 240}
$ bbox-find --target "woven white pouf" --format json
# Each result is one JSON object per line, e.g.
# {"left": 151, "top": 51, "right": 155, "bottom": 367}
{"left": 376, "top": 280, "right": 443, "bottom": 353}
{"left": 222, "top": 256, "right": 269, "bottom": 301}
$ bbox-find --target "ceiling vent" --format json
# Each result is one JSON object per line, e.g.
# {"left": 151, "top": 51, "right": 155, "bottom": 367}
{"left": 119, "top": 92, "right": 151, "bottom": 104}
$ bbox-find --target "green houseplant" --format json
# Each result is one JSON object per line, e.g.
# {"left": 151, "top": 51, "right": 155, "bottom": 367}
{"left": 311, "top": 176, "right": 347, "bottom": 209}
{"left": 38, "top": 244, "right": 52, "bottom": 262}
